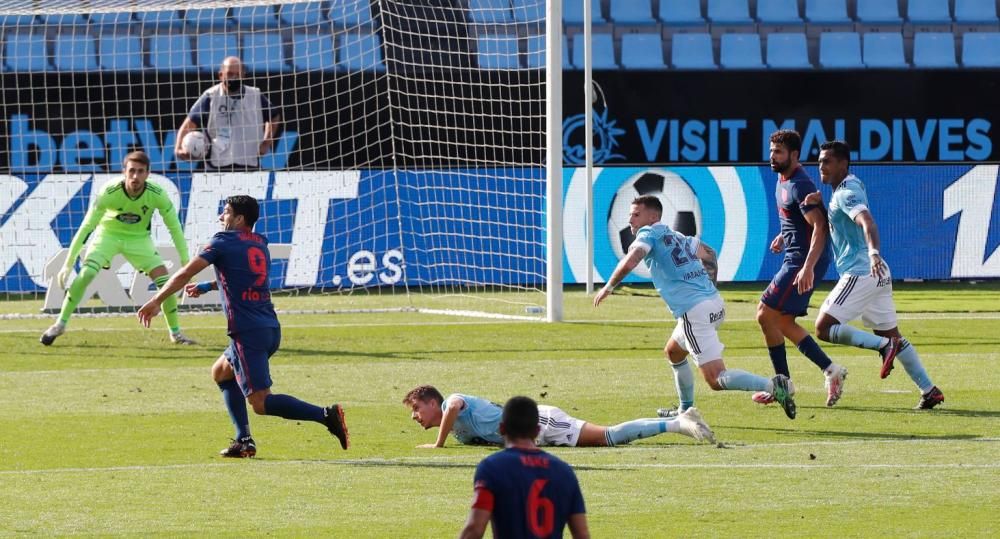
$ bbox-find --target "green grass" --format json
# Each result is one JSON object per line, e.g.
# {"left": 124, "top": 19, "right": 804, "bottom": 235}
{"left": 1, "top": 284, "right": 998, "bottom": 537}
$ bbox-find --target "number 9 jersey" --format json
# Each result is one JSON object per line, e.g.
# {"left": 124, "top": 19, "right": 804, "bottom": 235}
{"left": 632, "top": 223, "right": 718, "bottom": 318}
{"left": 198, "top": 230, "right": 279, "bottom": 336}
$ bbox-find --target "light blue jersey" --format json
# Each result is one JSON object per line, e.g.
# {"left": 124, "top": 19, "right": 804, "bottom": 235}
{"left": 443, "top": 393, "right": 503, "bottom": 445}
{"left": 828, "top": 175, "right": 872, "bottom": 276}
{"left": 633, "top": 223, "right": 718, "bottom": 318}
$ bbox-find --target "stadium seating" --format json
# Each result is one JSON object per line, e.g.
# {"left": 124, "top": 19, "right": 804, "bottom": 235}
{"left": 720, "top": 33, "right": 765, "bottom": 68}
{"left": 41, "top": 14, "right": 88, "bottom": 26}
{"left": 620, "top": 33, "right": 666, "bottom": 68}
{"left": 98, "top": 34, "right": 144, "bottom": 71}
{"left": 137, "top": 11, "right": 185, "bottom": 30}
{"left": 954, "top": 0, "right": 1000, "bottom": 23}
{"left": 572, "top": 32, "right": 616, "bottom": 68}
{"left": 291, "top": 33, "right": 336, "bottom": 71}
{"left": 707, "top": 0, "right": 753, "bottom": 24}
{"left": 757, "top": 0, "right": 804, "bottom": 24}
{"left": 805, "top": 0, "right": 851, "bottom": 24}
{"left": 962, "top": 32, "right": 1000, "bottom": 67}
{"left": 913, "top": 32, "right": 958, "bottom": 67}
{"left": 196, "top": 33, "right": 239, "bottom": 72}
{"left": 0, "top": 15, "right": 36, "bottom": 27}
{"left": 4, "top": 32, "right": 51, "bottom": 71}
{"left": 478, "top": 34, "right": 520, "bottom": 69}
{"left": 149, "top": 34, "right": 195, "bottom": 72}
{"left": 88, "top": 12, "right": 134, "bottom": 29}
{"left": 766, "top": 32, "right": 811, "bottom": 68}
{"left": 279, "top": 2, "right": 327, "bottom": 27}
{"left": 671, "top": 33, "right": 717, "bottom": 69}
{"left": 863, "top": 32, "right": 908, "bottom": 68}
{"left": 233, "top": 6, "right": 281, "bottom": 29}
{"left": 526, "top": 34, "right": 571, "bottom": 69}
{"left": 659, "top": 0, "right": 706, "bottom": 26}
{"left": 338, "top": 32, "right": 385, "bottom": 72}
{"left": 564, "top": 0, "right": 606, "bottom": 25}
{"left": 856, "top": 0, "right": 903, "bottom": 24}
{"left": 243, "top": 32, "right": 289, "bottom": 73}
{"left": 330, "top": 0, "right": 374, "bottom": 26}
{"left": 819, "top": 32, "right": 863, "bottom": 68}
{"left": 907, "top": 0, "right": 953, "bottom": 24}
{"left": 54, "top": 34, "right": 99, "bottom": 71}
{"left": 610, "top": 0, "right": 655, "bottom": 24}
{"left": 185, "top": 8, "right": 232, "bottom": 31}
{"left": 512, "top": 0, "right": 545, "bottom": 23}
{"left": 469, "top": 0, "right": 514, "bottom": 24}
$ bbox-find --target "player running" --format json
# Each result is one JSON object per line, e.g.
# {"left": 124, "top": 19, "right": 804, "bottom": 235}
{"left": 403, "top": 385, "right": 716, "bottom": 448}
{"left": 754, "top": 129, "right": 848, "bottom": 410}
{"left": 460, "top": 396, "right": 590, "bottom": 539}
{"left": 593, "top": 195, "right": 797, "bottom": 419}
{"left": 41, "top": 151, "right": 195, "bottom": 346}
{"left": 137, "top": 195, "right": 349, "bottom": 457}
{"left": 804, "top": 140, "right": 944, "bottom": 409}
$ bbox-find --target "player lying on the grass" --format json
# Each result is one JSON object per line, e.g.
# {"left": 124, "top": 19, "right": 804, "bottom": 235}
{"left": 137, "top": 195, "right": 349, "bottom": 458}
{"left": 593, "top": 195, "right": 798, "bottom": 420}
{"left": 41, "top": 151, "right": 196, "bottom": 346}
{"left": 460, "top": 396, "right": 590, "bottom": 539}
{"left": 402, "top": 385, "right": 716, "bottom": 448}
{"left": 803, "top": 141, "right": 944, "bottom": 410}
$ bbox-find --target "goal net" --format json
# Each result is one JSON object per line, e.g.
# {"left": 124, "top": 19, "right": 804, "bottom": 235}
{"left": 0, "top": 0, "right": 555, "bottom": 320}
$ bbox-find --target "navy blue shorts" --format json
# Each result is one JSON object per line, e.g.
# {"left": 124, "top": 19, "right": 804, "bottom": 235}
{"left": 224, "top": 327, "right": 281, "bottom": 397}
{"left": 760, "top": 258, "right": 830, "bottom": 317}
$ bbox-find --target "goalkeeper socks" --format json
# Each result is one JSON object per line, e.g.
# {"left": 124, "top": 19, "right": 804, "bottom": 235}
{"left": 767, "top": 343, "right": 790, "bottom": 377}
{"left": 716, "top": 369, "right": 769, "bottom": 392}
{"left": 58, "top": 260, "right": 100, "bottom": 324}
{"left": 894, "top": 339, "right": 934, "bottom": 393}
{"left": 263, "top": 393, "right": 325, "bottom": 423}
{"left": 829, "top": 323, "right": 887, "bottom": 351}
{"left": 218, "top": 379, "right": 251, "bottom": 440}
{"left": 154, "top": 275, "right": 181, "bottom": 333}
{"left": 796, "top": 336, "right": 833, "bottom": 371}
{"left": 604, "top": 419, "right": 674, "bottom": 446}
{"left": 670, "top": 359, "right": 695, "bottom": 410}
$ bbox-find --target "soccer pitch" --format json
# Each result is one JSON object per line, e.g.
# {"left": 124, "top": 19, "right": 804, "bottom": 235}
{"left": 2, "top": 283, "right": 998, "bottom": 537}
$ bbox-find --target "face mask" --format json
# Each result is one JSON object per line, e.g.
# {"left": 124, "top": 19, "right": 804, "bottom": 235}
{"left": 225, "top": 79, "right": 243, "bottom": 93}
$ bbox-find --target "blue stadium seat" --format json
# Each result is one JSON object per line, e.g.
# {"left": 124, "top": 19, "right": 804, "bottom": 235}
{"left": 621, "top": 33, "right": 666, "bottom": 68}
{"left": 148, "top": 34, "right": 195, "bottom": 71}
{"left": 856, "top": 0, "right": 903, "bottom": 24}
{"left": 279, "top": 2, "right": 327, "bottom": 27}
{"left": 564, "top": 0, "right": 606, "bottom": 24}
{"left": 98, "top": 34, "right": 143, "bottom": 71}
{"left": 137, "top": 11, "right": 184, "bottom": 30}
{"left": 907, "top": 0, "right": 953, "bottom": 23}
{"left": 330, "top": 0, "right": 374, "bottom": 26}
{"left": 671, "top": 33, "right": 716, "bottom": 69}
{"left": 955, "top": 0, "right": 999, "bottom": 23}
{"left": 41, "top": 14, "right": 88, "bottom": 26}
{"left": 525, "top": 33, "right": 570, "bottom": 69}
{"left": 757, "top": 0, "right": 803, "bottom": 24}
{"left": 233, "top": 6, "right": 280, "bottom": 29}
{"left": 337, "top": 32, "right": 385, "bottom": 72}
{"left": 512, "top": 0, "right": 544, "bottom": 23}
{"left": 88, "top": 12, "right": 134, "bottom": 29}
{"left": 4, "top": 32, "right": 51, "bottom": 71}
{"left": 913, "top": 32, "right": 957, "bottom": 67}
{"left": 469, "top": 0, "right": 514, "bottom": 24}
{"left": 0, "top": 15, "right": 37, "bottom": 27}
{"left": 962, "top": 32, "right": 1000, "bottom": 67}
{"left": 196, "top": 33, "right": 239, "bottom": 72}
{"left": 659, "top": 0, "right": 705, "bottom": 25}
{"left": 708, "top": 0, "right": 753, "bottom": 24}
{"left": 766, "top": 33, "right": 811, "bottom": 68}
{"left": 243, "top": 32, "right": 289, "bottom": 72}
{"left": 291, "top": 33, "right": 336, "bottom": 71}
{"left": 54, "top": 34, "right": 98, "bottom": 71}
{"left": 185, "top": 8, "right": 232, "bottom": 31}
{"left": 863, "top": 32, "right": 907, "bottom": 68}
{"left": 572, "top": 33, "right": 616, "bottom": 69}
{"left": 819, "top": 32, "right": 863, "bottom": 68}
{"left": 720, "top": 33, "right": 764, "bottom": 68}
{"left": 478, "top": 34, "right": 519, "bottom": 69}
{"left": 805, "top": 0, "right": 850, "bottom": 24}
{"left": 610, "top": 0, "right": 655, "bottom": 24}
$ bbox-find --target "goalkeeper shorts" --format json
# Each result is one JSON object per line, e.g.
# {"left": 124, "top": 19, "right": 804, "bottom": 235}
{"left": 84, "top": 233, "right": 165, "bottom": 274}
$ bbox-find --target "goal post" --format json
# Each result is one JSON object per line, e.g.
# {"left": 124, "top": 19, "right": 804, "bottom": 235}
{"left": 0, "top": 0, "right": 563, "bottom": 321}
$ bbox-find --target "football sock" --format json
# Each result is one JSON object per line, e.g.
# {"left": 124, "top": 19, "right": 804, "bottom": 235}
{"left": 670, "top": 359, "right": 695, "bottom": 410}
{"left": 604, "top": 419, "right": 675, "bottom": 446}
{"left": 263, "top": 393, "right": 325, "bottom": 423}
{"left": 716, "top": 369, "right": 769, "bottom": 392}
{"left": 895, "top": 339, "right": 934, "bottom": 393}
{"left": 829, "top": 323, "right": 887, "bottom": 351}
{"left": 154, "top": 274, "right": 181, "bottom": 334}
{"left": 796, "top": 335, "right": 833, "bottom": 371}
{"left": 58, "top": 260, "right": 100, "bottom": 324}
{"left": 218, "top": 379, "right": 251, "bottom": 440}
{"left": 767, "top": 343, "right": 790, "bottom": 377}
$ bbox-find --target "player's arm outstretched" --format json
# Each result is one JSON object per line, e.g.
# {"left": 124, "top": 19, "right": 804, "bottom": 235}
{"left": 57, "top": 195, "right": 107, "bottom": 289}
{"left": 137, "top": 256, "right": 210, "bottom": 326}
{"left": 419, "top": 396, "right": 465, "bottom": 449}
{"left": 593, "top": 247, "right": 645, "bottom": 307}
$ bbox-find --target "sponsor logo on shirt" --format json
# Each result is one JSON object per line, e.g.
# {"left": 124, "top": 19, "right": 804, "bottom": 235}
{"left": 115, "top": 213, "right": 141, "bottom": 224}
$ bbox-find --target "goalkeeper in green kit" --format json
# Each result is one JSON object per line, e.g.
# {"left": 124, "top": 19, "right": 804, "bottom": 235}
{"left": 41, "top": 151, "right": 196, "bottom": 346}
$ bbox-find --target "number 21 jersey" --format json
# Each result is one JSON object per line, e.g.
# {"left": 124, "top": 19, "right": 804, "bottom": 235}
{"left": 198, "top": 230, "right": 279, "bottom": 336}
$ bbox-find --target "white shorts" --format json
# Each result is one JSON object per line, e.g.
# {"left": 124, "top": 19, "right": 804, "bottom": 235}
{"left": 819, "top": 271, "right": 898, "bottom": 331}
{"left": 670, "top": 295, "right": 726, "bottom": 366}
{"left": 536, "top": 405, "right": 585, "bottom": 447}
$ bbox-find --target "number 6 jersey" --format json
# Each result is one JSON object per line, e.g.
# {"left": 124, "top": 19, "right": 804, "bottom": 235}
{"left": 198, "top": 230, "right": 279, "bottom": 336}
{"left": 632, "top": 223, "right": 718, "bottom": 318}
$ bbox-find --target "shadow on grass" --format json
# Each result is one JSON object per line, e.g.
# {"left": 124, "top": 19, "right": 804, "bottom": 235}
{"left": 720, "top": 425, "right": 983, "bottom": 441}
{"left": 815, "top": 405, "right": 1000, "bottom": 419}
